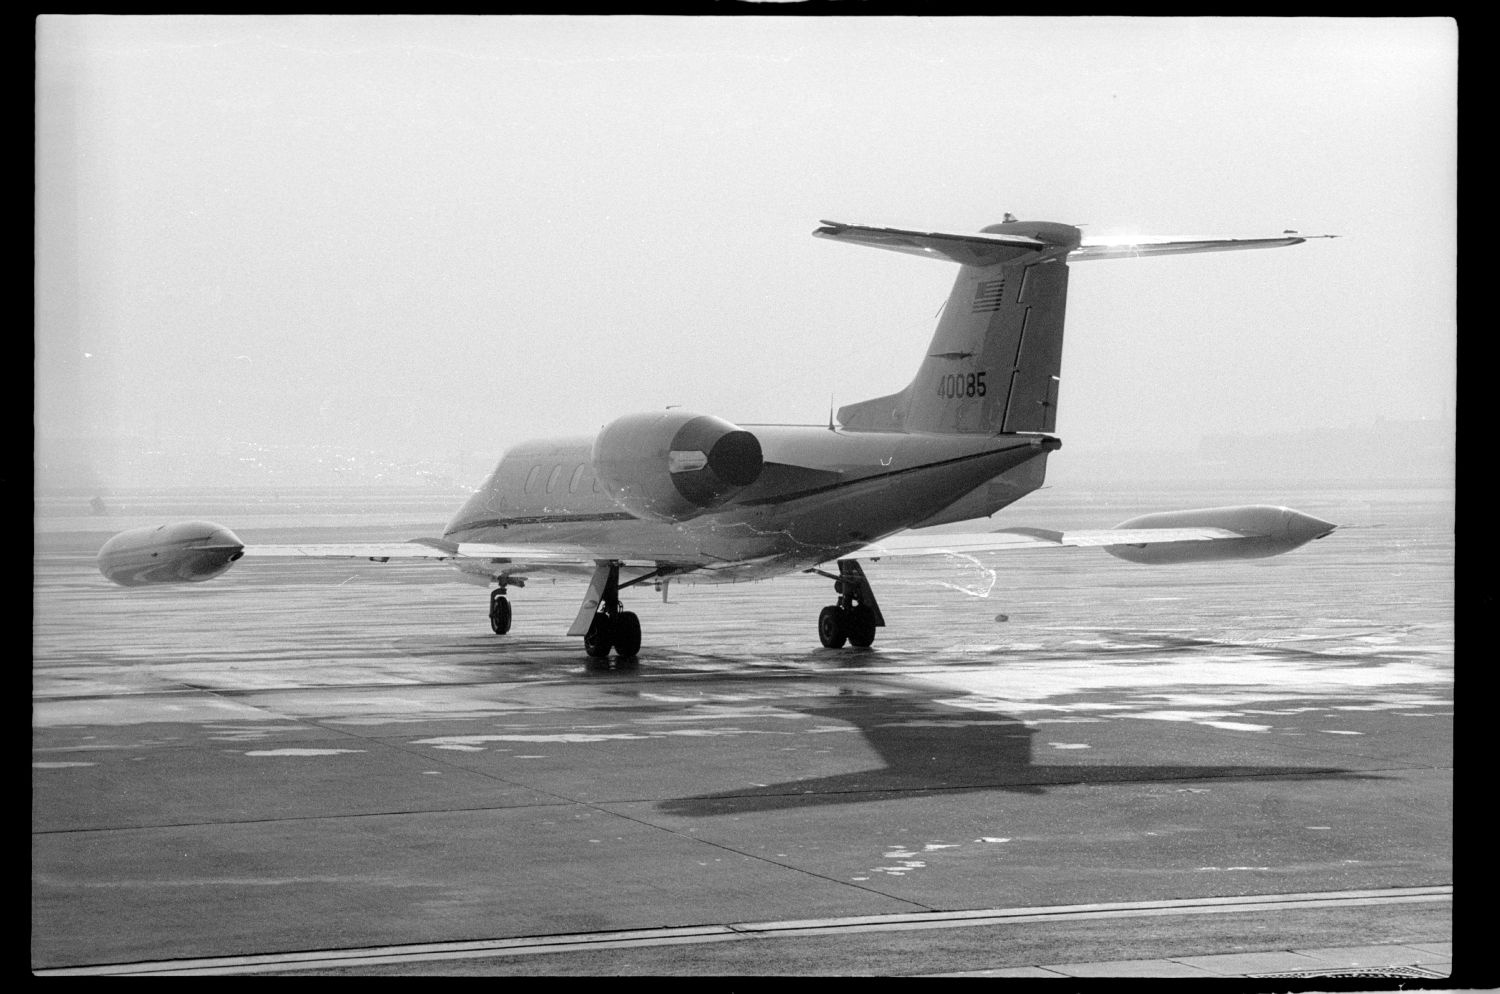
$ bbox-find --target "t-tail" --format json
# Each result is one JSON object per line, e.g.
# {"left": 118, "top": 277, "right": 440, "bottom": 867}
{"left": 816, "top": 219, "right": 1331, "bottom": 435}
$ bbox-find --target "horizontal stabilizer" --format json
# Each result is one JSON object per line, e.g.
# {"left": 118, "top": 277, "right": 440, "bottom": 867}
{"left": 813, "top": 221, "right": 1048, "bottom": 267}
{"left": 1071, "top": 233, "right": 1337, "bottom": 261}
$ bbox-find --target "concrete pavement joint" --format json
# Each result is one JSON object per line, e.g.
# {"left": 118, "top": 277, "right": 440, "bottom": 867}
{"left": 34, "top": 885, "right": 1450, "bottom": 976}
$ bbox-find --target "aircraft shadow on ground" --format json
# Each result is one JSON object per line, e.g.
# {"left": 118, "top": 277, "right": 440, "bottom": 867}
{"left": 658, "top": 690, "right": 1380, "bottom": 817}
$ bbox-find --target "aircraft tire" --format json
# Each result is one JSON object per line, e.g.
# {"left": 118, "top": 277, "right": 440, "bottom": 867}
{"left": 489, "top": 593, "right": 513, "bottom": 635}
{"left": 612, "top": 611, "right": 642, "bottom": 658}
{"left": 818, "top": 605, "right": 848, "bottom": 649}
{"left": 846, "top": 606, "right": 877, "bottom": 648}
{"left": 583, "top": 616, "right": 612, "bottom": 658}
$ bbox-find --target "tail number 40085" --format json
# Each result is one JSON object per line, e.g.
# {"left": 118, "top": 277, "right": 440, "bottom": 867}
{"left": 936, "top": 371, "right": 987, "bottom": 398}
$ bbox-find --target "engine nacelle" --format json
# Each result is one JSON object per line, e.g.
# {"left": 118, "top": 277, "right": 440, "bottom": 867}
{"left": 98, "top": 521, "right": 245, "bottom": 587}
{"left": 1104, "top": 505, "right": 1336, "bottom": 564}
{"left": 592, "top": 411, "right": 764, "bottom": 522}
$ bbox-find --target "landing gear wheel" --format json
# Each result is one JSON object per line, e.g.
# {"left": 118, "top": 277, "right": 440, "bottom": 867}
{"left": 846, "top": 605, "right": 877, "bottom": 648}
{"left": 818, "top": 605, "right": 848, "bottom": 648}
{"left": 488, "top": 591, "right": 512, "bottom": 635}
{"left": 815, "top": 561, "right": 886, "bottom": 649}
{"left": 583, "top": 616, "right": 612, "bottom": 659}
{"left": 611, "top": 611, "right": 642, "bottom": 659}
{"left": 576, "top": 563, "right": 653, "bottom": 665}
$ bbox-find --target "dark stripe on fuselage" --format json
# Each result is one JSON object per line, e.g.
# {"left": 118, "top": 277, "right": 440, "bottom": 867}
{"left": 444, "top": 511, "right": 636, "bottom": 536}
{"left": 736, "top": 437, "right": 1055, "bottom": 506}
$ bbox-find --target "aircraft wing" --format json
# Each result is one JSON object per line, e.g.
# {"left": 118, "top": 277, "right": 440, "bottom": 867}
{"left": 847, "top": 505, "right": 1337, "bottom": 567}
{"left": 237, "top": 540, "right": 645, "bottom": 565}
{"left": 237, "top": 541, "right": 462, "bottom": 561}
{"left": 96, "top": 521, "right": 715, "bottom": 588}
{"left": 99, "top": 506, "right": 1334, "bottom": 588}
{"left": 852, "top": 526, "right": 1243, "bottom": 557}
{"left": 238, "top": 539, "right": 721, "bottom": 575}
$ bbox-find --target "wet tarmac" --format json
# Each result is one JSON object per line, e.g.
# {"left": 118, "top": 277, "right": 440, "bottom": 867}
{"left": 32, "top": 486, "right": 1454, "bottom": 976}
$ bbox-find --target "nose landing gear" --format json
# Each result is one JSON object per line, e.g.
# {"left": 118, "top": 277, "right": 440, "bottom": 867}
{"left": 488, "top": 587, "right": 513, "bottom": 635}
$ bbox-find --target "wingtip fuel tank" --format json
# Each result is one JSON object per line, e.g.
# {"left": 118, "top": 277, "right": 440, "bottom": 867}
{"left": 1103, "top": 505, "right": 1336, "bottom": 564}
{"left": 98, "top": 521, "right": 246, "bottom": 587}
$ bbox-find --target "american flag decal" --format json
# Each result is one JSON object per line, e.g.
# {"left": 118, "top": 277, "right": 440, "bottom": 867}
{"left": 971, "top": 278, "right": 1006, "bottom": 312}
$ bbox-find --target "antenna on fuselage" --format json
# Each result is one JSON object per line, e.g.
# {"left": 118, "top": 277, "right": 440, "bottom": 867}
{"left": 828, "top": 394, "right": 836, "bottom": 432}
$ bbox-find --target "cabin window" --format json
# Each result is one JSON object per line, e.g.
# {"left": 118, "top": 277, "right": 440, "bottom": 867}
{"left": 569, "top": 464, "right": 587, "bottom": 493}
{"left": 546, "top": 464, "right": 563, "bottom": 494}
{"left": 524, "top": 465, "right": 541, "bottom": 494}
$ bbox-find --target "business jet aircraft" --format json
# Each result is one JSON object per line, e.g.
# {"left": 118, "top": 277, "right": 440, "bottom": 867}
{"left": 98, "top": 218, "right": 1338, "bottom": 661}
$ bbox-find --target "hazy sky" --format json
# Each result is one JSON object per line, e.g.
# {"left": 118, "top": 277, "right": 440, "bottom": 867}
{"left": 35, "top": 16, "right": 1456, "bottom": 484}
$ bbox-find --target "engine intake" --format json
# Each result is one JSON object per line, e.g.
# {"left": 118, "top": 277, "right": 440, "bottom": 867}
{"left": 593, "top": 411, "right": 764, "bottom": 521}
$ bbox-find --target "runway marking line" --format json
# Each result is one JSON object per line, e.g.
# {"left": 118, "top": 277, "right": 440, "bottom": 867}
{"left": 34, "top": 885, "right": 1450, "bottom": 976}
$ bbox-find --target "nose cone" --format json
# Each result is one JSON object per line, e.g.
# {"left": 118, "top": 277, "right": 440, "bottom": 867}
{"left": 1287, "top": 510, "right": 1337, "bottom": 544}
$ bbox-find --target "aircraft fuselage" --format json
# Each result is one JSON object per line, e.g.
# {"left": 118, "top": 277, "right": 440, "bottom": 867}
{"left": 443, "top": 425, "right": 1057, "bottom": 583}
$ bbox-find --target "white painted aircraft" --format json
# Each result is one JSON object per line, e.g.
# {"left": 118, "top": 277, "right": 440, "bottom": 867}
{"left": 98, "top": 218, "right": 1338, "bottom": 661}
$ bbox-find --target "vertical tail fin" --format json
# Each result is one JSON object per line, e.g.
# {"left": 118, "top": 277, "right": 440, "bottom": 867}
{"left": 819, "top": 220, "right": 1082, "bottom": 435}
{"left": 818, "top": 220, "right": 1331, "bottom": 436}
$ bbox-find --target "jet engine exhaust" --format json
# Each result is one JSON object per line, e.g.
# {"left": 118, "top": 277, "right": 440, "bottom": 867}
{"left": 593, "top": 410, "right": 764, "bottom": 521}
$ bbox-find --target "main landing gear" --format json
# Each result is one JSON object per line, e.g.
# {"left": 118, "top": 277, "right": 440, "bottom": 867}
{"left": 491, "top": 564, "right": 670, "bottom": 664}
{"left": 813, "top": 559, "right": 886, "bottom": 649}
{"left": 584, "top": 611, "right": 641, "bottom": 662}
{"left": 570, "top": 562, "right": 648, "bottom": 664}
